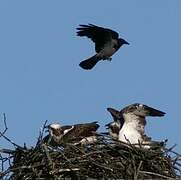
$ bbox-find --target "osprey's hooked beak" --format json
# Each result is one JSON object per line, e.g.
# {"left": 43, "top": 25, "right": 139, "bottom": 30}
{"left": 135, "top": 104, "right": 166, "bottom": 117}
{"left": 144, "top": 105, "right": 166, "bottom": 117}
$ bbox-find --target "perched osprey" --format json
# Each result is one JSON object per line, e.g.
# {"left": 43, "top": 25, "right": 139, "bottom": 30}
{"left": 106, "top": 107, "right": 124, "bottom": 140}
{"left": 107, "top": 103, "right": 166, "bottom": 148}
{"left": 43, "top": 121, "right": 100, "bottom": 146}
{"left": 77, "top": 24, "right": 129, "bottom": 70}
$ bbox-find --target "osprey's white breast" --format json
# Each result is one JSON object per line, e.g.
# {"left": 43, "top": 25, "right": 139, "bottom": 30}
{"left": 118, "top": 113, "right": 144, "bottom": 144}
{"left": 118, "top": 122, "right": 142, "bottom": 144}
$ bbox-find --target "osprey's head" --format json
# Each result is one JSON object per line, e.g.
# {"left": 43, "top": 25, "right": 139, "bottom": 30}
{"left": 47, "top": 123, "right": 64, "bottom": 138}
{"left": 43, "top": 123, "right": 64, "bottom": 146}
{"left": 121, "top": 103, "right": 166, "bottom": 118}
{"left": 105, "top": 121, "right": 121, "bottom": 140}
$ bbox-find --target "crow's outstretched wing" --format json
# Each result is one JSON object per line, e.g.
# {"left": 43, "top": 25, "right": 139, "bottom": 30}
{"left": 77, "top": 24, "right": 119, "bottom": 52}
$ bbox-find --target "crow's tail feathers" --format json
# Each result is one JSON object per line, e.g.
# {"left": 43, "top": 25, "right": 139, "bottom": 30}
{"left": 79, "top": 55, "right": 100, "bottom": 70}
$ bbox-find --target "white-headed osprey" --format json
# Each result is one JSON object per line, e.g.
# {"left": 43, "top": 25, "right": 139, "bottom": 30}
{"left": 107, "top": 103, "right": 166, "bottom": 148}
{"left": 43, "top": 121, "right": 99, "bottom": 146}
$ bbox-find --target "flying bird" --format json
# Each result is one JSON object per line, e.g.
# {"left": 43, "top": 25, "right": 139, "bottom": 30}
{"left": 76, "top": 24, "right": 129, "bottom": 70}
{"left": 106, "top": 104, "right": 166, "bottom": 148}
{"left": 43, "top": 121, "right": 100, "bottom": 146}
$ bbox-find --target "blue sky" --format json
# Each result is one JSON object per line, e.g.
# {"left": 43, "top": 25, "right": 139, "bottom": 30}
{"left": 0, "top": 1, "right": 180, "bottom": 153}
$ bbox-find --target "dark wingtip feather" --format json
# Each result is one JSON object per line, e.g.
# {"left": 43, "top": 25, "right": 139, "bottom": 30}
{"left": 88, "top": 23, "right": 97, "bottom": 27}
{"left": 77, "top": 24, "right": 102, "bottom": 32}
{"left": 76, "top": 24, "right": 92, "bottom": 30}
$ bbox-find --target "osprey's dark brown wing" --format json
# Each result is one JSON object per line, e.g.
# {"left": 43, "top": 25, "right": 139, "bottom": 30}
{"left": 61, "top": 125, "right": 73, "bottom": 131}
{"left": 77, "top": 24, "right": 119, "bottom": 52}
{"left": 62, "top": 122, "right": 99, "bottom": 142}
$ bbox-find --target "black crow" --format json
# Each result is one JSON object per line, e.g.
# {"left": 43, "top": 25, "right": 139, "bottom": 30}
{"left": 77, "top": 24, "right": 129, "bottom": 70}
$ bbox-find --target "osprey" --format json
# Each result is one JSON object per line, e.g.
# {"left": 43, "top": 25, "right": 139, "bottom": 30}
{"left": 43, "top": 121, "right": 100, "bottom": 146}
{"left": 77, "top": 24, "right": 129, "bottom": 70}
{"left": 106, "top": 107, "right": 124, "bottom": 140}
{"left": 107, "top": 103, "right": 166, "bottom": 148}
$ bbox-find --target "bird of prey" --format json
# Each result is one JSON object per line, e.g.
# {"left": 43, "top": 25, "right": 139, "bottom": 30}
{"left": 43, "top": 121, "right": 100, "bottom": 146}
{"left": 105, "top": 107, "right": 124, "bottom": 140}
{"left": 76, "top": 24, "right": 129, "bottom": 70}
{"left": 107, "top": 103, "right": 166, "bottom": 148}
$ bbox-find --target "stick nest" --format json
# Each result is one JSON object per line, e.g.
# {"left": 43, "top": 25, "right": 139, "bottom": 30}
{"left": 1, "top": 135, "right": 181, "bottom": 180}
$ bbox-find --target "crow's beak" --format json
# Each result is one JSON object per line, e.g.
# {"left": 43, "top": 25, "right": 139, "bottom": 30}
{"left": 124, "top": 41, "right": 129, "bottom": 45}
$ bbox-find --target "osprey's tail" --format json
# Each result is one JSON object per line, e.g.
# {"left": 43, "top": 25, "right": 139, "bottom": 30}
{"left": 79, "top": 55, "right": 101, "bottom": 70}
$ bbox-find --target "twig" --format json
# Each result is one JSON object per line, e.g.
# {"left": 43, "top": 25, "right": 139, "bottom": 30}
{"left": 0, "top": 113, "right": 8, "bottom": 137}
{"left": 42, "top": 144, "right": 53, "bottom": 166}
{"left": 36, "top": 120, "right": 48, "bottom": 146}
{"left": 0, "top": 149, "right": 15, "bottom": 154}
{"left": 134, "top": 161, "right": 143, "bottom": 180}
{"left": 139, "top": 170, "right": 176, "bottom": 179}
{"left": 91, "top": 160, "right": 113, "bottom": 172}
{"left": 0, "top": 114, "right": 23, "bottom": 149}
{"left": 56, "top": 168, "right": 80, "bottom": 173}
{"left": 0, "top": 133, "right": 23, "bottom": 149}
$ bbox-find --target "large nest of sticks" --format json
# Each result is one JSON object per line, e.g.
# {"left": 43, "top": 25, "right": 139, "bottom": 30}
{"left": 9, "top": 141, "right": 181, "bottom": 179}
{"left": 1, "top": 122, "right": 181, "bottom": 180}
